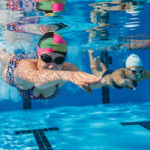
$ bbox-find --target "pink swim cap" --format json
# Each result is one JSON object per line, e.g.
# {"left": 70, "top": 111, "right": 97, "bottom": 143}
{"left": 37, "top": 32, "right": 67, "bottom": 56}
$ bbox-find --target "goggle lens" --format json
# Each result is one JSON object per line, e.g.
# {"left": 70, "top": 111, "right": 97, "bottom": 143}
{"left": 41, "top": 54, "right": 65, "bottom": 64}
{"left": 128, "top": 69, "right": 144, "bottom": 74}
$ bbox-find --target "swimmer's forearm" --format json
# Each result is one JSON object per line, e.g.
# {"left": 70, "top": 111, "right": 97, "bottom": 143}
{"left": 143, "top": 70, "right": 150, "bottom": 80}
{"left": 14, "top": 67, "right": 74, "bottom": 87}
{"left": 15, "top": 59, "right": 101, "bottom": 88}
{"left": 33, "top": 70, "right": 76, "bottom": 87}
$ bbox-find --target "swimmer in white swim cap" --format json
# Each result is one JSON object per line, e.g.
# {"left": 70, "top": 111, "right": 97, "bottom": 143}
{"left": 88, "top": 51, "right": 150, "bottom": 90}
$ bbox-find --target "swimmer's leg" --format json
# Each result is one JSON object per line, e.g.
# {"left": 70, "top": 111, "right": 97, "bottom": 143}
{"left": 88, "top": 50, "right": 107, "bottom": 78}
{"left": 0, "top": 48, "right": 6, "bottom": 62}
{"left": 0, "top": 48, "right": 14, "bottom": 63}
{"left": 96, "top": 56, "right": 107, "bottom": 78}
{"left": 88, "top": 50, "right": 100, "bottom": 76}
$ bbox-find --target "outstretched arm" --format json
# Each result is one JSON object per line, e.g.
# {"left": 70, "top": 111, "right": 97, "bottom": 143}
{"left": 142, "top": 70, "right": 150, "bottom": 80}
{"left": 14, "top": 59, "right": 102, "bottom": 90}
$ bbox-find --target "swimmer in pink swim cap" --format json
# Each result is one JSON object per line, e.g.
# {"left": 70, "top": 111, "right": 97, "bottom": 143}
{"left": 0, "top": 32, "right": 104, "bottom": 102}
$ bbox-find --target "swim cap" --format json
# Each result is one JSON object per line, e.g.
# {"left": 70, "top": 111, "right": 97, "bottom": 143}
{"left": 36, "top": 0, "right": 65, "bottom": 13}
{"left": 37, "top": 32, "right": 67, "bottom": 56}
{"left": 125, "top": 54, "right": 143, "bottom": 68}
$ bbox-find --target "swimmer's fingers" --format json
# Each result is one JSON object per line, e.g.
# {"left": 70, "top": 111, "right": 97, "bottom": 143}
{"left": 71, "top": 71, "right": 102, "bottom": 88}
{"left": 129, "top": 85, "right": 136, "bottom": 90}
{"left": 132, "top": 87, "right": 136, "bottom": 90}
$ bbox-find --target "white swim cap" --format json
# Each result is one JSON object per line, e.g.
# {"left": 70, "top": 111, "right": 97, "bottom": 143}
{"left": 125, "top": 54, "right": 143, "bottom": 68}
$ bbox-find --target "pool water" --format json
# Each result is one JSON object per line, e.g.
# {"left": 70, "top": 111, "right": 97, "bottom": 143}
{"left": 1, "top": 102, "right": 150, "bottom": 150}
{"left": 0, "top": 0, "right": 150, "bottom": 149}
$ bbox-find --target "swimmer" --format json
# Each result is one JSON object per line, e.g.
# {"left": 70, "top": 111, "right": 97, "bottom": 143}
{"left": 89, "top": 50, "right": 150, "bottom": 90}
{"left": 0, "top": 32, "right": 103, "bottom": 101}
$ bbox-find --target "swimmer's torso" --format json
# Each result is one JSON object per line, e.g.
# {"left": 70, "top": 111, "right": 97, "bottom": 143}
{"left": 2, "top": 54, "right": 66, "bottom": 98}
{"left": 102, "top": 68, "right": 144, "bottom": 88}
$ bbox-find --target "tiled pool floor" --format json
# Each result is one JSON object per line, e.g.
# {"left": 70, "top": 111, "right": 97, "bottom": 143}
{"left": 1, "top": 102, "right": 150, "bottom": 150}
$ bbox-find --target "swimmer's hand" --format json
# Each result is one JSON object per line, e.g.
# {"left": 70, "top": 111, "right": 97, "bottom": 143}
{"left": 80, "top": 78, "right": 105, "bottom": 93}
{"left": 69, "top": 71, "right": 102, "bottom": 88}
{"left": 124, "top": 79, "right": 136, "bottom": 90}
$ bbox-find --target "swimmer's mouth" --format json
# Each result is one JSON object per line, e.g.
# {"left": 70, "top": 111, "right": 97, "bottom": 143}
{"left": 52, "top": 68, "right": 57, "bottom": 70}
{"left": 135, "top": 74, "right": 141, "bottom": 79}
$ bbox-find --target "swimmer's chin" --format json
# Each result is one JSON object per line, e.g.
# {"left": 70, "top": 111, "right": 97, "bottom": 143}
{"left": 47, "top": 68, "right": 58, "bottom": 70}
{"left": 52, "top": 68, "right": 57, "bottom": 70}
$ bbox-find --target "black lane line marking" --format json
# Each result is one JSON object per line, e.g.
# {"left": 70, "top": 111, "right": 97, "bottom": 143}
{"left": 23, "top": 98, "right": 31, "bottom": 109}
{"left": 15, "top": 127, "right": 59, "bottom": 150}
{"left": 101, "top": 51, "right": 112, "bottom": 104}
{"left": 102, "top": 87, "right": 110, "bottom": 104}
{"left": 120, "top": 121, "right": 150, "bottom": 131}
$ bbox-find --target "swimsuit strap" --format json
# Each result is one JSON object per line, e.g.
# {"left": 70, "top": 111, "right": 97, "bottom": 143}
{"left": 112, "top": 81, "right": 124, "bottom": 89}
{"left": 102, "top": 70, "right": 124, "bottom": 89}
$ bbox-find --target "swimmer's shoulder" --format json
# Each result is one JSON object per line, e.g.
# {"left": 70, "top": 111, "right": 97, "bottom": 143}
{"left": 63, "top": 62, "right": 80, "bottom": 71}
{"left": 18, "top": 59, "right": 38, "bottom": 70}
{"left": 112, "top": 68, "right": 126, "bottom": 76}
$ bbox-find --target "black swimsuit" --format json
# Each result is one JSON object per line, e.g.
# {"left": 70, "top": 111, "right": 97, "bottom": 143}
{"left": 102, "top": 70, "right": 138, "bottom": 89}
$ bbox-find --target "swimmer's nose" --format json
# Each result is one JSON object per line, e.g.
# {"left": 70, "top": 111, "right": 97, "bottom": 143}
{"left": 48, "top": 64, "right": 57, "bottom": 70}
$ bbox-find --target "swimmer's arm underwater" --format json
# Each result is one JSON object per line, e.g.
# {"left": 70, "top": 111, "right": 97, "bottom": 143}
{"left": 111, "top": 69, "right": 126, "bottom": 85}
{"left": 112, "top": 69, "right": 136, "bottom": 90}
{"left": 14, "top": 59, "right": 101, "bottom": 90}
{"left": 63, "top": 62, "right": 93, "bottom": 93}
{"left": 142, "top": 70, "right": 150, "bottom": 80}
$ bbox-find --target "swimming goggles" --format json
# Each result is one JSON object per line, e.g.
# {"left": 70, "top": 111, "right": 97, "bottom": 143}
{"left": 127, "top": 68, "right": 144, "bottom": 74}
{"left": 40, "top": 54, "right": 65, "bottom": 64}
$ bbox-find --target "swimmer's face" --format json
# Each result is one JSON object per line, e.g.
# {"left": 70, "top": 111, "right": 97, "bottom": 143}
{"left": 127, "top": 66, "right": 144, "bottom": 80}
{"left": 37, "top": 52, "right": 65, "bottom": 70}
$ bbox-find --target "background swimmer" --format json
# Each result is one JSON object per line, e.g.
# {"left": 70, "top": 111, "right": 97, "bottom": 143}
{"left": 89, "top": 50, "right": 150, "bottom": 90}
{"left": 0, "top": 32, "right": 103, "bottom": 101}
